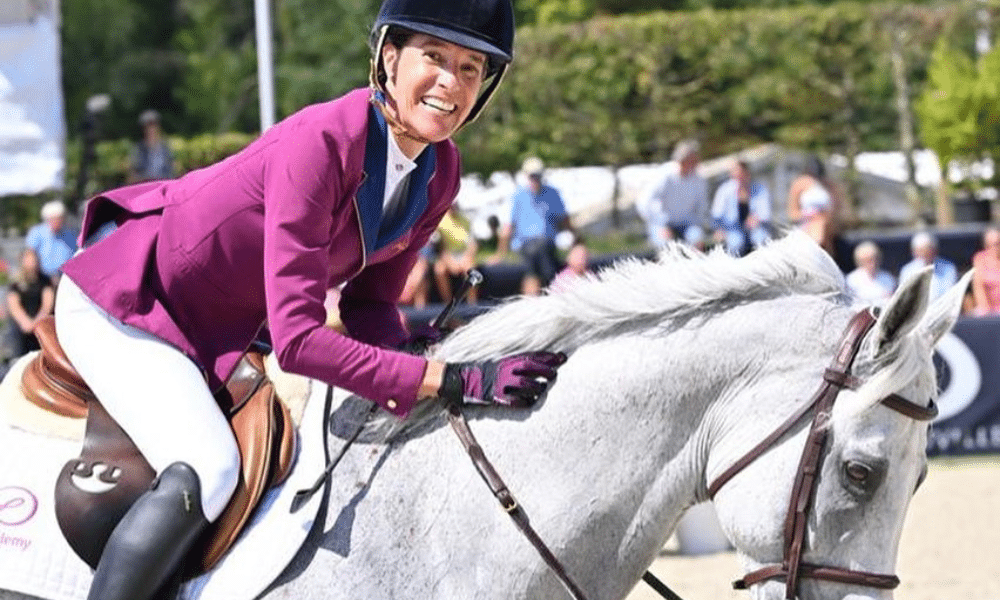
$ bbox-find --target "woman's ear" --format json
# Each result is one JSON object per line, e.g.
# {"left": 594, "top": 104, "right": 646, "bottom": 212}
{"left": 381, "top": 43, "right": 399, "bottom": 89}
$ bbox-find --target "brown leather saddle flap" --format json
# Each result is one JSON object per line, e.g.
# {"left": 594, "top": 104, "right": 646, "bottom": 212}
{"left": 29, "top": 316, "right": 297, "bottom": 575}
{"left": 189, "top": 371, "right": 296, "bottom": 573}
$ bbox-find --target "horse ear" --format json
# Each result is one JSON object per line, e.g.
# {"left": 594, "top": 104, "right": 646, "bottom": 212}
{"left": 919, "top": 269, "right": 972, "bottom": 347}
{"left": 873, "top": 267, "right": 931, "bottom": 354}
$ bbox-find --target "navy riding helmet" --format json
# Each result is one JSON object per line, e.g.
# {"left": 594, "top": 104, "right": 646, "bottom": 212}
{"left": 370, "top": 0, "right": 515, "bottom": 125}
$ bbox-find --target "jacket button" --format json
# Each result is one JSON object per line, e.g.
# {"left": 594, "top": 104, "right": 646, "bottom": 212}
{"left": 386, "top": 399, "right": 398, "bottom": 410}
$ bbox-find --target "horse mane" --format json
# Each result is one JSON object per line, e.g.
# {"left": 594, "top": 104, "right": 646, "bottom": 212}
{"left": 434, "top": 230, "right": 847, "bottom": 362}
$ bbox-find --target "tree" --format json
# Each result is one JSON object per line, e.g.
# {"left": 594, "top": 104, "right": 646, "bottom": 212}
{"left": 61, "top": 0, "right": 184, "bottom": 139}
{"left": 915, "top": 36, "right": 999, "bottom": 223}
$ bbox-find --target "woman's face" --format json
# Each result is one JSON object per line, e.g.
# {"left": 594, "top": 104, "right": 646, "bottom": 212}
{"left": 381, "top": 34, "right": 487, "bottom": 157}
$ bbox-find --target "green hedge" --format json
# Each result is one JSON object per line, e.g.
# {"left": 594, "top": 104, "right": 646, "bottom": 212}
{"left": 60, "top": 1, "right": 977, "bottom": 200}
{"left": 454, "top": 1, "right": 973, "bottom": 174}
{"left": 63, "top": 132, "right": 259, "bottom": 205}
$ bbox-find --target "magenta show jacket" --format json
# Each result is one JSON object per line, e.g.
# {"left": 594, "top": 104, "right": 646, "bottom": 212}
{"left": 61, "top": 88, "right": 461, "bottom": 418}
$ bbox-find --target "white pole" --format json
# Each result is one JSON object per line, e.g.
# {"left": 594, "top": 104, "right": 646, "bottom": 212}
{"left": 976, "top": 0, "right": 991, "bottom": 57}
{"left": 254, "top": 0, "right": 276, "bottom": 131}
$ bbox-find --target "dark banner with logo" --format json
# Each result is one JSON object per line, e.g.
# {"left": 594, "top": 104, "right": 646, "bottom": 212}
{"left": 927, "top": 316, "right": 1000, "bottom": 456}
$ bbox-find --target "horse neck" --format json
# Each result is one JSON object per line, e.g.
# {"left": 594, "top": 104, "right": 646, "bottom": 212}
{"left": 476, "top": 303, "right": 827, "bottom": 590}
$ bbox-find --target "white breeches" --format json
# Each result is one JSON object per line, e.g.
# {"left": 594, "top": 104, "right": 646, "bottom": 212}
{"left": 54, "top": 276, "right": 239, "bottom": 521}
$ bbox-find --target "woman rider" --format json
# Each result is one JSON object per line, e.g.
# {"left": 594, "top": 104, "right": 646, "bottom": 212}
{"left": 55, "top": 1, "right": 565, "bottom": 598}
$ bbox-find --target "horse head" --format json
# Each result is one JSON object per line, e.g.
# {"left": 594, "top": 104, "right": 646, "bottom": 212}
{"left": 708, "top": 265, "right": 968, "bottom": 600}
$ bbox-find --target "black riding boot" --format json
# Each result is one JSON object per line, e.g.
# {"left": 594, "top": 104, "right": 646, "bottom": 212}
{"left": 86, "top": 462, "right": 209, "bottom": 600}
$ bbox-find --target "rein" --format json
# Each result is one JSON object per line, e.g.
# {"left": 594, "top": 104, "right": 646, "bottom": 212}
{"left": 447, "top": 400, "right": 684, "bottom": 600}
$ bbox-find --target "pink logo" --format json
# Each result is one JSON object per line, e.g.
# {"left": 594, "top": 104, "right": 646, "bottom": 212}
{"left": 0, "top": 486, "right": 39, "bottom": 526}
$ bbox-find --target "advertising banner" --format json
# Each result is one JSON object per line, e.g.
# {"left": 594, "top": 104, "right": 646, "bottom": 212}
{"left": 928, "top": 316, "right": 1000, "bottom": 456}
{"left": 0, "top": 0, "right": 65, "bottom": 197}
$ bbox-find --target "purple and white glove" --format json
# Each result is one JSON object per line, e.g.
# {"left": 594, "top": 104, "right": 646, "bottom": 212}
{"left": 440, "top": 351, "right": 567, "bottom": 408}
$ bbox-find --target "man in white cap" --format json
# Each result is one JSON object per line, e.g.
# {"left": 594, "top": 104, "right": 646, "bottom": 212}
{"left": 493, "top": 156, "right": 575, "bottom": 294}
{"left": 25, "top": 200, "right": 78, "bottom": 280}
{"left": 898, "top": 231, "right": 957, "bottom": 301}
{"left": 637, "top": 138, "right": 709, "bottom": 250}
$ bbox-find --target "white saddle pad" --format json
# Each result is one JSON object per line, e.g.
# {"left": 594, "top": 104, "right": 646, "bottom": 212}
{"left": 0, "top": 378, "right": 335, "bottom": 600}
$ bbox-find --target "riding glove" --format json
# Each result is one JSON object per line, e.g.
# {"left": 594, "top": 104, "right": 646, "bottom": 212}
{"left": 439, "top": 351, "right": 567, "bottom": 408}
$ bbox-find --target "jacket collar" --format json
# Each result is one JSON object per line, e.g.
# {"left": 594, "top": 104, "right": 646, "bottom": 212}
{"left": 357, "top": 98, "right": 436, "bottom": 255}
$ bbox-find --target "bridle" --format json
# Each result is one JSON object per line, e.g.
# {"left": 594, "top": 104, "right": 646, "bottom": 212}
{"left": 705, "top": 308, "right": 938, "bottom": 599}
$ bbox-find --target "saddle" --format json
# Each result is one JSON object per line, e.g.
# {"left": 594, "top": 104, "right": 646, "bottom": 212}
{"left": 20, "top": 315, "right": 297, "bottom": 576}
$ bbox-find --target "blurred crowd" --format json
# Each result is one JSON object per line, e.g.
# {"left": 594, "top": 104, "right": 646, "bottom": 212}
{"left": 395, "top": 139, "right": 999, "bottom": 323}
{"left": 3, "top": 139, "right": 999, "bottom": 375}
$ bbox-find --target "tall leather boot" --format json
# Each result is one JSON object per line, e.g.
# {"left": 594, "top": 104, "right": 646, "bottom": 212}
{"left": 87, "top": 462, "right": 208, "bottom": 600}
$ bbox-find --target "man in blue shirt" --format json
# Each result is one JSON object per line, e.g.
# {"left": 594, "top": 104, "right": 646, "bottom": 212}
{"left": 710, "top": 159, "right": 772, "bottom": 256}
{"left": 25, "top": 200, "right": 78, "bottom": 281}
{"left": 899, "top": 231, "right": 957, "bottom": 301}
{"left": 493, "top": 157, "right": 575, "bottom": 294}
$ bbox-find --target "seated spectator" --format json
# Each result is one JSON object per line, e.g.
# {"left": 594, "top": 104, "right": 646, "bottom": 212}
{"left": 25, "top": 200, "right": 78, "bottom": 281}
{"left": 492, "top": 157, "right": 575, "bottom": 295}
{"left": 636, "top": 139, "right": 708, "bottom": 250}
{"left": 898, "top": 231, "right": 957, "bottom": 301}
{"left": 711, "top": 159, "right": 771, "bottom": 256}
{"left": 846, "top": 241, "right": 896, "bottom": 305}
{"left": 432, "top": 206, "right": 479, "bottom": 304}
{"left": 399, "top": 243, "right": 432, "bottom": 309}
{"left": 971, "top": 226, "right": 1000, "bottom": 315}
{"left": 5, "top": 248, "right": 55, "bottom": 360}
{"left": 550, "top": 239, "right": 589, "bottom": 292}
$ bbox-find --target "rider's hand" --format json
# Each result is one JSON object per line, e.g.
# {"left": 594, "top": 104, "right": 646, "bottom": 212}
{"left": 439, "top": 351, "right": 567, "bottom": 408}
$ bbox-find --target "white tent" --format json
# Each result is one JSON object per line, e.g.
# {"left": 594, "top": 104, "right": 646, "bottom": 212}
{"left": 0, "top": 0, "right": 65, "bottom": 197}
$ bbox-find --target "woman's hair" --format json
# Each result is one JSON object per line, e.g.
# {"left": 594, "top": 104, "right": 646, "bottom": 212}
{"left": 13, "top": 247, "right": 41, "bottom": 288}
{"left": 804, "top": 155, "right": 825, "bottom": 179}
{"left": 372, "top": 27, "right": 416, "bottom": 89}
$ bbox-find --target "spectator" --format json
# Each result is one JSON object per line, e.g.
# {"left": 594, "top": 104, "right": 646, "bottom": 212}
{"left": 971, "top": 226, "right": 1000, "bottom": 315}
{"left": 550, "top": 239, "right": 589, "bottom": 292}
{"left": 24, "top": 200, "right": 78, "bottom": 281}
{"left": 398, "top": 244, "right": 432, "bottom": 309}
{"left": 846, "top": 241, "right": 896, "bottom": 305}
{"left": 5, "top": 248, "right": 55, "bottom": 360}
{"left": 710, "top": 159, "right": 771, "bottom": 256}
{"left": 129, "top": 109, "right": 174, "bottom": 183}
{"left": 636, "top": 139, "right": 709, "bottom": 250}
{"left": 898, "top": 231, "right": 957, "bottom": 301}
{"left": 787, "top": 155, "right": 839, "bottom": 254}
{"left": 493, "top": 157, "right": 575, "bottom": 295}
{"left": 431, "top": 206, "right": 478, "bottom": 304}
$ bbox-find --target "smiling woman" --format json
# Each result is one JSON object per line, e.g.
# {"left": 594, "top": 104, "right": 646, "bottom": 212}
{"left": 39, "top": 2, "right": 570, "bottom": 600}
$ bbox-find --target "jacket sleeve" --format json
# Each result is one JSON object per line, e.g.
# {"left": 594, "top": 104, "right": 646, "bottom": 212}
{"left": 261, "top": 119, "right": 430, "bottom": 418}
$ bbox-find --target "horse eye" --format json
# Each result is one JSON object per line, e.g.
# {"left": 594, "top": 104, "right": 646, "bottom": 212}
{"left": 844, "top": 461, "right": 871, "bottom": 484}
{"left": 840, "top": 459, "right": 882, "bottom": 497}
